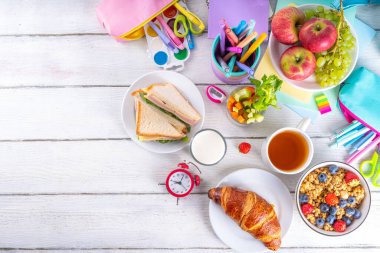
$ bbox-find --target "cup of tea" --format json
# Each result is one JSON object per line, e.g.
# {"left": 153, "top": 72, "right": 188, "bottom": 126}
{"left": 261, "top": 118, "right": 314, "bottom": 174}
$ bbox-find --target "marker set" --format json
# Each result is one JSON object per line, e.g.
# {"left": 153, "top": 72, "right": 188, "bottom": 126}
{"left": 330, "top": 120, "right": 380, "bottom": 164}
{"left": 211, "top": 19, "right": 266, "bottom": 84}
{"left": 143, "top": 2, "right": 198, "bottom": 71}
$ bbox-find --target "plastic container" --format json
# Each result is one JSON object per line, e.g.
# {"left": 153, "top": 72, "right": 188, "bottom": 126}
{"left": 211, "top": 29, "right": 261, "bottom": 84}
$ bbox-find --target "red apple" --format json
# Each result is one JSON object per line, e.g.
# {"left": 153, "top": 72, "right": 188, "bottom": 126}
{"left": 299, "top": 18, "right": 338, "bottom": 53}
{"left": 271, "top": 7, "right": 305, "bottom": 45}
{"left": 280, "top": 46, "right": 316, "bottom": 81}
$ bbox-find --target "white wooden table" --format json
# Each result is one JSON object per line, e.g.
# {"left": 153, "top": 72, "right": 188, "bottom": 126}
{"left": 0, "top": 1, "right": 379, "bottom": 252}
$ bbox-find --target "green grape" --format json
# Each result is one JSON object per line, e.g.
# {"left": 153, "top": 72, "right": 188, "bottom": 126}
{"left": 325, "top": 14, "right": 333, "bottom": 20}
{"left": 317, "top": 5, "right": 324, "bottom": 12}
{"left": 321, "top": 51, "right": 328, "bottom": 56}
{"left": 330, "top": 71, "right": 338, "bottom": 80}
{"left": 316, "top": 57, "right": 326, "bottom": 67}
{"left": 334, "top": 58, "right": 342, "bottom": 67}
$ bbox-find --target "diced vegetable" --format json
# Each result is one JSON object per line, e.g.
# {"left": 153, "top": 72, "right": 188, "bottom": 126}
{"left": 237, "top": 115, "right": 245, "bottom": 123}
{"left": 231, "top": 111, "right": 239, "bottom": 119}
{"left": 233, "top": 88, "right": 252, "bottom": 102}
{"left": 232, "top": 106, "right": 239, "bottom": 113}
{"left": 235, "top": 102, "right": 243, "bottom": 110}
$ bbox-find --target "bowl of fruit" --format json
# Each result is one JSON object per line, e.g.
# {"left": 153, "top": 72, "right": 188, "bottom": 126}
{"left": 226, "top": 75, "right": 282, "bottom": 126}
{"left": 269, "top": 4, "right": 358, "bottom": 91}
{"left": 296, "top": 161, "right": 370, "bottom": 236}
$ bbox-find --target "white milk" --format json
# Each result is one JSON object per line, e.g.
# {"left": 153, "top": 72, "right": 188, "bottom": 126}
{"left": 191, "top": 129, "right": 226, "bottom": 165}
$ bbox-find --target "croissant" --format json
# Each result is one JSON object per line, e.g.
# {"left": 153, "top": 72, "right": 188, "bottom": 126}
{"left": 208, "top": 186, "right": 281, "bottom": 251}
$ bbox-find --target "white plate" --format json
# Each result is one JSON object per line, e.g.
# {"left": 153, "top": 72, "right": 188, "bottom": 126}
{"left": 268, "top": 4, "right": 359, "bottom": 92}
{"left": 209, "top": 169, "right": 293, "bottom": 253}
{"left": 121, "top": 70, "right": 205, "bottom": 153}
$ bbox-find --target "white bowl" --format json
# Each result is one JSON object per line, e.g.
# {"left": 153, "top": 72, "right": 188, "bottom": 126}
{"left": 121, "top": 70, "right": 205, "bottom": 153}
{"left": 296, "top": 161, "right": 371, "bottom": 236}
{"left": 268, "top": 4, "right": 359, "bottom": 92}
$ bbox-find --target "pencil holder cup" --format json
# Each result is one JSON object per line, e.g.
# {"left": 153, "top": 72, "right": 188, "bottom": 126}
{"left": 211, "top": 32, "right": 261, "bottom": 84}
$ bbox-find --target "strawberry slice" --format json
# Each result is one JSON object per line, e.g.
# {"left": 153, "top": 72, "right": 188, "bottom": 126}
{"left": 345, "top": 171, "right": 359, "bottom": 184}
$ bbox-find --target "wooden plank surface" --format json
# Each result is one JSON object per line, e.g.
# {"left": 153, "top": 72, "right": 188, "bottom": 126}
{"left": 2, "top": 138, "right": 374, "bottom": 194}
{"left": 0, "top": 86, "right": 347, "bottom": 140}
{"left": 0, "top": 194, "right": 378, "bottom": 249}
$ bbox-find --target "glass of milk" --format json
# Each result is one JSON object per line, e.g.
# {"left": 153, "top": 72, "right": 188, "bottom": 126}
{"left": 190, "top": 129, "right": 227, "bottom": 166}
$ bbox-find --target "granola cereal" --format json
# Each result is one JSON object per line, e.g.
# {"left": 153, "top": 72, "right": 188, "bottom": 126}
{"left": 299, "top": 165, "right": 365, "bottom": 232}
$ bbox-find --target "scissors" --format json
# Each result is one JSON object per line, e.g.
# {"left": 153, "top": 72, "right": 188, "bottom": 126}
{"left": 360, "top": 144, "right": 380, "bottom": 187}
{"left": 173, "top": 3, "right": 205, "bottom": 38}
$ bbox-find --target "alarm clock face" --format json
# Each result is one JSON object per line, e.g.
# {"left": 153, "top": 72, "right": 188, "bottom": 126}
{"left": 166, "top": 169, "right": 194, "bottom": 198}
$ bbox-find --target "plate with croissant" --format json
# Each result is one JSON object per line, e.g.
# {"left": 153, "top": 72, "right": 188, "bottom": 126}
{"left": 208, "top": 169, "right": 293, "bottom": 252}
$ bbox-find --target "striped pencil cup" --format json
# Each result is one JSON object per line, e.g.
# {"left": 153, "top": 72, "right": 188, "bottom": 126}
{"left": 211, "top": 32, "right": 261, "bottom": 84}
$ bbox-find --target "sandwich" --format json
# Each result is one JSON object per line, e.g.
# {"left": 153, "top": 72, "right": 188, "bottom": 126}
{"left": 142, "top": 83, "right": 201, "bottom": 126}
{"left": 132, "top": 83, "right": 201, "bottom": 143}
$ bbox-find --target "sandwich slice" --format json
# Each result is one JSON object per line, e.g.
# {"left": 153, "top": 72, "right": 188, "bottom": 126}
{"left": 142, "top": 83, "right": 201, "bottom": 126}
{"left": 133, "top": 92, "right": 188, "bottom": 142}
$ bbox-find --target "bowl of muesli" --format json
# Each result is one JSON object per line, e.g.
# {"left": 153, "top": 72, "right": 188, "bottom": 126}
{"left": 296, "top": 161, "right": 370, "bottom": 236}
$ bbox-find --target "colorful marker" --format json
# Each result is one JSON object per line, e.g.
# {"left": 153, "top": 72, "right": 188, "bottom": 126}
{"left": 227, "top": 55, "right": 236, "bottom": 77}
{"left": 234, "top": 20, "right": 248, "bottom": 35}
{"left": 349, "top": 131, "right": 376, "bottom": 154}
{"left": 347, "top": 136, "right": 380, "bottom": 164}
{"left": 156, "top": 15, "right": 185, "bottom": 50}
{"left": 240, "top": 32, "right": 267, "bottom": 64}
{"left": 219, "top": 23, "right": 226, "bottom": 56}
{"left": 216, "top": 54, "right": 230, "bottom": 73}
{"left": 223, "top": 32, "right": 258, "bottom": 61}
{"left": 227, "top": 46, "right": 242, "bottom": 53}
{"left": 148, "top": 22, "right": 178, "bottom": 53}
{"left": 236, "top": 61, "right": 254, "bottom": 76}
{"left": 222, "top": 20, "right": 239, "bottom": 46}
{"left": 186, "top": 30, "right": 194, "bottom": 50}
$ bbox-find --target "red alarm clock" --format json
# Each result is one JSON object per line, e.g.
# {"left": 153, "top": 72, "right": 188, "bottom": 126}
{"left": 165, "top": 161, "right": 201, "bottom": 198}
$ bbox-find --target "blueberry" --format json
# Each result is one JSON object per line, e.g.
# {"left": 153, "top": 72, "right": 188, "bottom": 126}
{"left": 320, "top": 203, "right": 330, "bottom": 213}
{"left": 318, "top": 173, "right": 327, "bottom": 183}
{"left": 329, "top": 164, "right": 339, "bottom": 174}
{"left": 316, "top": 217, "right": 325, "bottom": 228}
{"left": 326, "top": 214, "right": 336, "bottom": 225}
{"left": 346, "top": 207, "right": 355, "bottom": 216}
{"left": 330, "top": 206, "right": 338, "bottom": 215}
{"left": 339, "top": 198, "right": 347, "bottom": 208}
{"left": 342, "top": 215, "right": 352, "bottom": 226}
{"left": 299, "top": 194, "right": 309, "bottom": 204}
{"left": 353, "top": 209, "right": 362, "bottom": 219}
{"left": 347, "top": 196, "right": 356, "bottom": 204}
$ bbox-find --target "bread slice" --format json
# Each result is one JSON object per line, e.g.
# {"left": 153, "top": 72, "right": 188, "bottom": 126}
{"left": 133, "top": 94, "right": 187, "bottom": 141}
{"left": 143, "top": 83, "right": 201, "bottom": 126}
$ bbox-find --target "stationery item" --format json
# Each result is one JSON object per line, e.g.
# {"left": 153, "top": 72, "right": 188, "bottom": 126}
{"left": 359, "top": 144, "right": 380, "bottom": 187}
{"left": 315, "top": 94, "right": 331, "bottom": 115}
{"left": 207, "top": 0, "right": 269, "bottom": 39}
{"left": 148, "top": 22, "right": 178, "bottom": 53}
{"left": 173, "top": 2, "right": 205, "bottom": 33}
{"left": 238, "top": 19, "right": 256, "bottom": 40}
{"left": 223, "top": 32, "right": 258, "bottom": 61}
{"left": 344, "top": 134, "right": 363, "bottom": 147}
{"left": 285, "top": 104, "right": 320, "bottom": 123}
{"left": 227, "top": 55, "right": 237, "bottom": 77}
{"left": 97, "top": 0, "right": 175, "bottom": 41}
{"left": 347, "top": 136, "right": 380, "bottom": 164}
{"left": 336, "top": 126, "right": 370, "bottom": 147}
{"left": 216, "top": 55, "right": 230, "bottom": 73}
{"left": 332, "top": 120, "right": 361, "bottom": 140}
{"left": 235, "top": 61, "right": 254, "bottom": 77}
{"left": 144, "top": 19, "right": 190, "bottom": 70}
{"left": 186, "top": 30, "right": 194, "bottom": 50}
{"left": 349, "top": 131, "right": 376, "bottom": 155}
{"left": 173, "top": 13, "right": 204, "bottom": 38}
{"left": 234, "top": 20, "right": 248, "bottom": 35}
{"left": 227, "top": 47, "right": 242, "bottom": 53}
{"left": 206, "top": 85, "right": 227, "bottom": 104}
{"left": 240, "top": 33, "right": 267, "bottom": 64}
{"left": 219, "top": 23, "right": 226, "bottom": 56}
{"left": 156, "top": 15, "right": 184, "bottom": 50}
{"left": 223, "top": 20, "right": 239, "bottom": 46}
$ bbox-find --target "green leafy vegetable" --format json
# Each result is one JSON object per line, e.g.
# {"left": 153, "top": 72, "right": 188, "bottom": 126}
{"left": 249, "top": 74, "right": 283, "bottom": 120}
